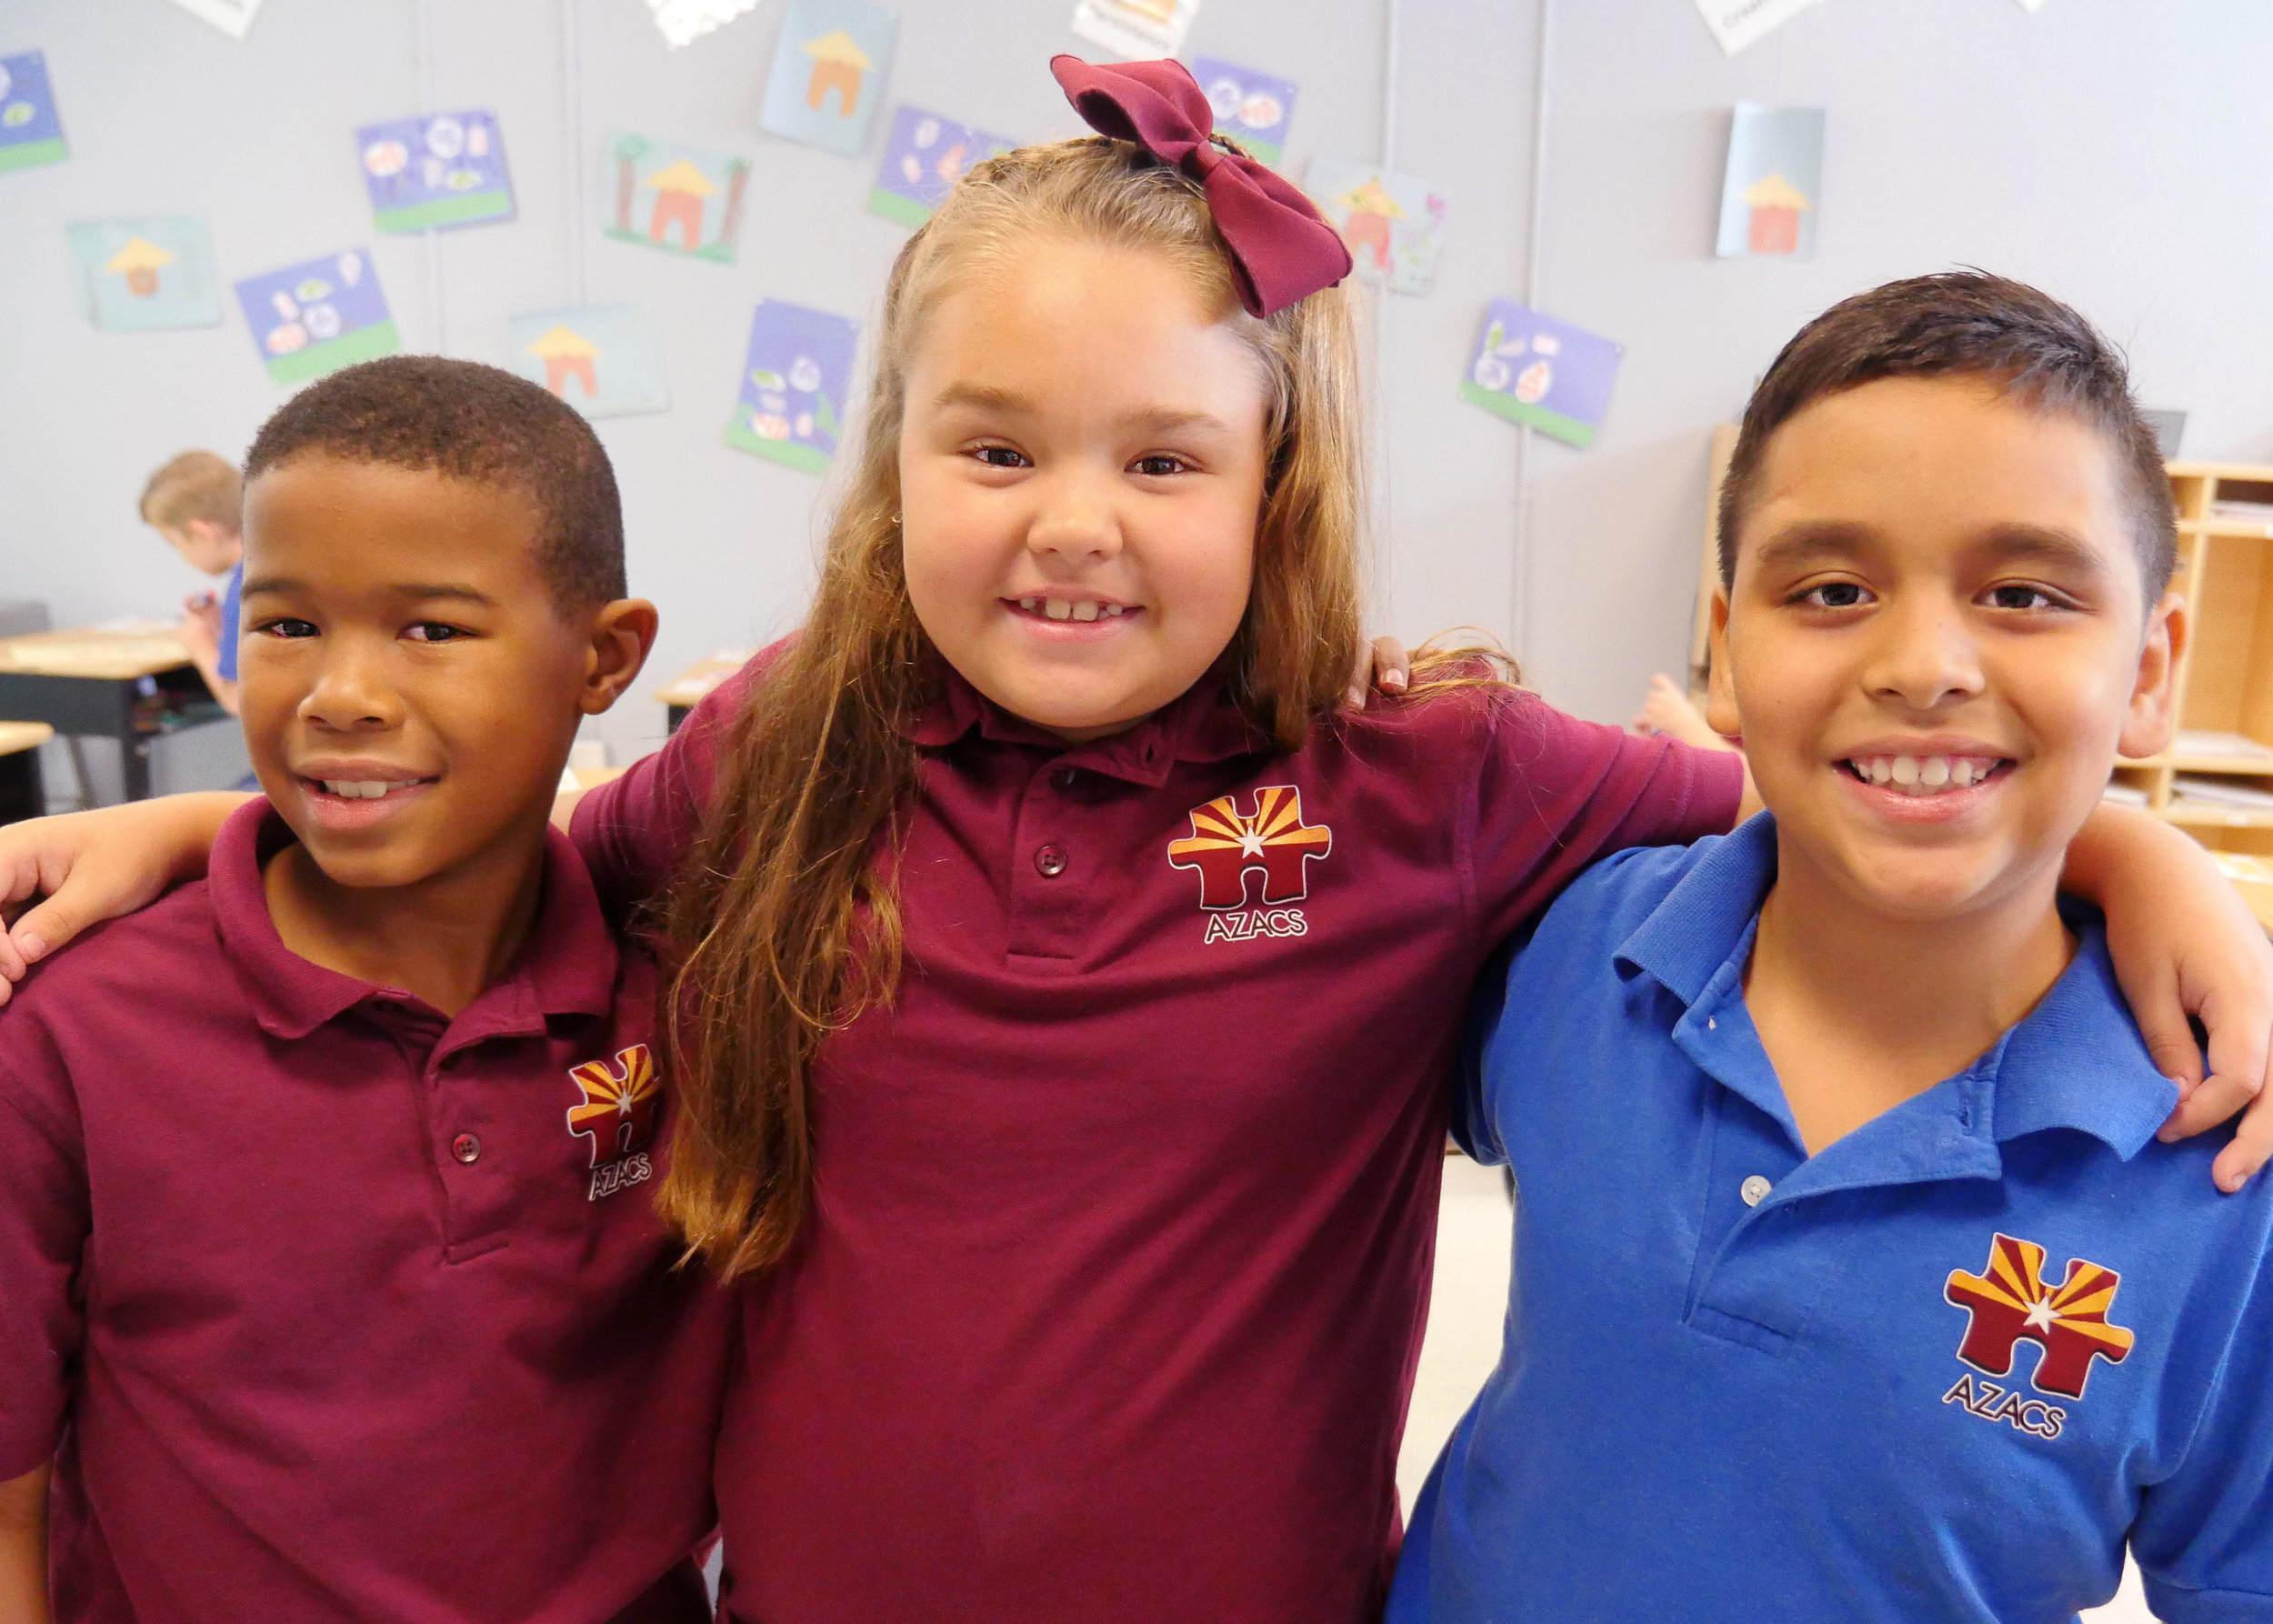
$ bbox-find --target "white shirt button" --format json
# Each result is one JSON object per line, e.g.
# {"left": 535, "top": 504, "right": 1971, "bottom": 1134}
{"left": 1740, "top": 1174, "right": 1772, "bottom": 1207}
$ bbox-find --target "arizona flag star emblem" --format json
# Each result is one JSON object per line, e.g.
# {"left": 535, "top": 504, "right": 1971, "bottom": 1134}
{"left": 1167, "top": 785, "right": 1332, "bottom": 908}
{"left": 1944, "top": 1233, "right": 2135, "bottom": 1399}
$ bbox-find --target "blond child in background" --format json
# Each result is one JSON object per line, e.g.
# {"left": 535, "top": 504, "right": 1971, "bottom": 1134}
{"left": 137, "top": 450, "right": 243, "bottom": 717}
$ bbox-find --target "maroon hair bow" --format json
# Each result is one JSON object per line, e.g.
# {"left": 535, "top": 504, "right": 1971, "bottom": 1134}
{"left": 1049, "top": 54, "right": 1352, "bottom": 319}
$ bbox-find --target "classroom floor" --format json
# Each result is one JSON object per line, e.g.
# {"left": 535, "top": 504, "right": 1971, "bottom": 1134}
{"left": 1398, "top": 1154, "right": 2156, "bottom": 1622}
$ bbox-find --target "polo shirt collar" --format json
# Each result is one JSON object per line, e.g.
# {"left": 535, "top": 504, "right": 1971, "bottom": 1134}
{"left": 902, "top": 657, "right": 1270, "bottom": 786}
{"left": 1614, "top": 812, "right": 2178, "bottom": 1159}
{"left": 210, "top": 800, "right": 620, "bottom": 1042}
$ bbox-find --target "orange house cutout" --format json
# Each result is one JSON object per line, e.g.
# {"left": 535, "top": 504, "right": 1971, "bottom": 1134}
{"left": 526, "top": 326, "right": 599, "bottom": 399}
{"left": 105, "top": 236, "right": 176, "bottom": 298}
{"left": 1740, "top": 172, "right": 1811, "bottom": 256}
{"left": 643, "top": 158, "right": 718, "bottom": 250}
{"left": 802, "top": 30, "right": 871, "bottom": 118}
{"left": 1335, "top": 177, "right": 1405, "bottom": 275}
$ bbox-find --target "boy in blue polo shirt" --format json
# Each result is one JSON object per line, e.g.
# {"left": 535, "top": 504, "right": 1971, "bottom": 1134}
{"left": 1392, "top": 273, "right": 2273, "bottom": 1623}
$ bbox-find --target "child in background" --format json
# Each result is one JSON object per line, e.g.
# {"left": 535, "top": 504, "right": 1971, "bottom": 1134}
{"left": 2, "top": 67, "right": 2269, "bottom": 1624}
{"left": 138, "top": 450, "right": 245, "bottom": 717}
{"left": 0, "top": 359, "right": 729, "bottom": 1623}
{"left": 1393, "top": 275, "right": 2273, "bottom": 1622}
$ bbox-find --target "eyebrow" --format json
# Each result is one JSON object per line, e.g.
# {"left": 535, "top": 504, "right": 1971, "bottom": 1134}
{"left": 1750, "top": 520, "right": 2115, "bottom": 578}
{"left": 242, "top": 576, "right": 503, "bottom": 606}
{"left": 930, "top": 383, "right": 1232, "bottom": 436}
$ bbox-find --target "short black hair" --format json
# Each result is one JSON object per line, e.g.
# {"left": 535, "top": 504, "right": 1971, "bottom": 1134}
{"left": 1717, "top": 272, "right": 2176, "bottom": 600}
{"left": 243, "top": 356, "right": 625, "bottom": 610}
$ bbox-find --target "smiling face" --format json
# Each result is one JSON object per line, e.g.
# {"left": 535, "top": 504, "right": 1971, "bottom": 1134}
{"left": 239, "top": 456, "right": 622, "bottom": 890}
{"left": 896, "top": 235, "right": 1273, "bottom": 742}
{"left": 1710, "top": 376, "right": 2183, "bottom": 922}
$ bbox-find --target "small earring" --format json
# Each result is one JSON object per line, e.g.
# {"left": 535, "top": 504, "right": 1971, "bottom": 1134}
{"left": 890, "top": 513, "right": 902, "bottom": 526}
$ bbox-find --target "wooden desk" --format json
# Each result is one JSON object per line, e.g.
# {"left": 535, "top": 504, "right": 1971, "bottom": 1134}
{"left": 657, "top": 652, "right": 752, "bottom": 734}
{"left": 0, "top": 720, "right": 52, "bottom": 825}
{"left": 0, "top": 627, "right": 226, "bottom": 802}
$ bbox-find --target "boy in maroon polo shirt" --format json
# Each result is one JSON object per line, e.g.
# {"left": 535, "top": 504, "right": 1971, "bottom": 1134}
{"left": 0, "top": 359, "right": 729, "bottom": 1624}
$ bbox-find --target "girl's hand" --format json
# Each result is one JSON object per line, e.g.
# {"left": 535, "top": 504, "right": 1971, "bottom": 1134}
{"left": 1347, "top": 637, "right": 1410, "bottom": 710}
{"left": 2070, "top": 805, "right": 2273, "bottom": 1191}
{"left": 0, "top": 793, "right": 251, "bottom": 1006}
{"left": 1630, "top": 673, "right": 1737, "bottom": 753}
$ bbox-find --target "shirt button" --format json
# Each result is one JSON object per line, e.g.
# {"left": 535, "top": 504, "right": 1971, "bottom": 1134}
{"left": 452, "top": 1133, "right": 482, "bottom": 1165}
{"left": 1055, "top": 767, "right": 1077, "bottom": 787}
{"left": 1740, "top": 1174, "right": 1772, "bottom": 1207}
{"left": 1034, "top": 844, "right": 1068, "bottom": 877}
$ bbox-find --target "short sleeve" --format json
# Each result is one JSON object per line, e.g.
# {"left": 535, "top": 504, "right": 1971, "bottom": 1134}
{"left": 2132, "top": 1238, "right": 2273, "bottom": 1621}
{"left": 572, "top": 649, "right": 772, "bottom": 922}
{"left": 0, "top": 1026, "right": 90, "bottom": 1480}
{"left": 215, "top": 560, "right": 243, "bottom": 684}
{"left": 1471, "top": 693, "right": 1743, "bottom": 946}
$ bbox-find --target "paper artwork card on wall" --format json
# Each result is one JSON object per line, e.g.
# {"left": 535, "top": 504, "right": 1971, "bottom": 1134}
{"left": 1306, "top": 161, "right": 1447, "bottom": 296}
{"left": 726, "top": 300, "right": 859, "bottom": 474}
{"left": 233, "top": 250, "right": 399, "bottom": 386}
{"left": 357, "top": 110, "right": 514, "bottom": 233}
{"left": 1191, "top": 58, "right": 1297, "bottom": 167}
{"left": 868, "top": 106, "right": 1013, "bottom": 227}
{"left": 507, "top": 306, "right": 670, "bottom": 420}
{"left": 68, "top": 217, "right": 221, "bottom": 331}
{"left": 1068, "top": 0, "right": 1200, "bottom": 60}
{"left": 1693, "top": 0, "right": 1826, "bottom": 55}
{"left": 0, "top": 53, "right": 67, "bottom": 174}
{"left": 649, "top": 0, "right": 762, "bottom": 48}
{"left": 1716, "top": 104, "right": 1824, "bottom": 259}
{"left": 760, "top": 0, "right": 897, "bottom": 158}
{"left": 1458, "top": 300, "right": 1623, "bottom": 450}
{"left": 599, "top": 134, "right": 752, "bottom": 264}
{"left": 166, "top": 0, "right": 264, "bottom": 38}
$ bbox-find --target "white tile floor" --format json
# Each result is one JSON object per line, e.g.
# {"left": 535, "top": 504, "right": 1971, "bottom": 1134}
{"left": 1397, "top": 1154, "right": 2155, "bottom": 1622}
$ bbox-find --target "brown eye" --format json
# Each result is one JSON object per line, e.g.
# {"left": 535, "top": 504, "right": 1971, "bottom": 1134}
{"left": 405, "top": 622, "right": 469, "bottom": 643}
{"left": 972, "top": 446, "right": 1028, "bottom": 469}
{"left": 1132, "top": 455, "right": 1189, "bottom": 477}
{"left": 259, "top": 618, "right": 316, "bottom": 638}
{"left": 1987, "top": 585, "right": 2056, "bottom": 611}
{"left": 1800, "top": 581, "right": 1867, "bottom": 609}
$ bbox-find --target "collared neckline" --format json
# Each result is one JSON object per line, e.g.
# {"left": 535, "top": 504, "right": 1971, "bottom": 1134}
{"left": 1616, "top": 811, "right": 2178, "bottom": 1159}
{"left": 900, "top": 657, "right": 1272, "bottom": 787}
{"left": 210, "top": 799, "right": 620, "bottom": 1042}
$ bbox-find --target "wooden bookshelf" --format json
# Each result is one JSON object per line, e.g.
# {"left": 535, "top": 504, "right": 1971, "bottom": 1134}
{"left": 1691, "top": 442, "right": 2273, "bottom": 872}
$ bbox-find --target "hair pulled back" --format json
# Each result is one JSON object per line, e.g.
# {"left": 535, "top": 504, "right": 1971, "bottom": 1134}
{"left": 657, "top": 136, "right": 1369, "bottom": 1278}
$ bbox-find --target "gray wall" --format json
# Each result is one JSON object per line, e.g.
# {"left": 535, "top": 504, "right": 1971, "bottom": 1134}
{"left": 3, "top": 0, "right": 2268, "bottom": 775}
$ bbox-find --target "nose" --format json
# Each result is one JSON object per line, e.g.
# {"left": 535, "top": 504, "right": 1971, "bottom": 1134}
{"left": 1861, "top": 592, "right": 1984, "bottom": 713}
{"left": 1026, "top": 470, "right": 1123, "bottom": 568}
{"left": 297, "top": 633, "right": 404, "bottom": 733}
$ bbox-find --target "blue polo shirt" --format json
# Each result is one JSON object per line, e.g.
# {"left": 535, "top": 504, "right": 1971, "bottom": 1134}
{"left": 215, "top": 558, "right": 243, "bottom": 683}
{"left": 1390, "top": 817, "right": 2273, "bottom": 1624}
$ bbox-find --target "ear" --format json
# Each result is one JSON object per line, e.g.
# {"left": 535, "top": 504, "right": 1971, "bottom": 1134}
{"left": 578, "top": 598, "right": 659, "bottom": 717}
{"left": 1704, "top": 587, "right": 1740, "bottom": 740}
{"left": 2118, "top": 589, "right": 2186, "bottom": 759}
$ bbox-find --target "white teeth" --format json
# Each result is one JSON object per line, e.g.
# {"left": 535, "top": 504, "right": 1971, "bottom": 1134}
{"left": 1071, "top": 600, "right": 1100, "bottom": 622}
{"left": 1018, "top": 597, "right": 1038, "bottom": 612}
{"left": 1890, "top": 756, "right": 1920, "bottom": 787}
{"left": 1919, "top": 757, "right": 1949, "bottom": 787}
{"left": 321, "top": 779, "right": 405, "bottom": 799}
{"left": 1949, "top": 759, "right": 1974, "bottom": 787}
{"left": 1102, "top": 604, "right": 1125, "bottom": 617}
{"left": 1847, "top": 756, "right": 2002, "bottom": 797}
{"left": 1045, "top": 598, "right": 1072, "bottom": 620}
{"left": 1868, "top": 757, "right": 1892, "bottom": 785}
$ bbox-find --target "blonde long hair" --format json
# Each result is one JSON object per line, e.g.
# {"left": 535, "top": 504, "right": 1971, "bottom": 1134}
{"left": 659, "top": 135, "right": 1478, "bottom": 1278}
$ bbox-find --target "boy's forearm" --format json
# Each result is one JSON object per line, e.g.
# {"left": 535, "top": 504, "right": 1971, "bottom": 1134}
{"left": 2061, "top": 801, "right": 2196, "bottom": 905}
{"left": 0, "top": 1464, "right": 50, "bottom": 1624}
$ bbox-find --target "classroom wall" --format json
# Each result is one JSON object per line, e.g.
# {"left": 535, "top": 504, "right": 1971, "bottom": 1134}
{"left": 4, "top": 0, "right": 2270, "bottom": 773}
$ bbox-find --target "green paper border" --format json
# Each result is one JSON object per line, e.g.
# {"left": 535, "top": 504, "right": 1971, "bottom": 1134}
{"left": 264, "top": 320, "right": 402, "bottom": 386}
{"left": 375, "top": 190, "right": 514, "bottom": 233}
{"left": 866, "top": 187, "right": 934, "bottom": 229}
{"left": 0, "top": 137, "right": 68, "bottom": 173}
{"left": 601, "top": 225, "right": 736, "bottom": 266}
{"left": 1457, "top": 379, "right": 1597, "bottom": 448}
{"left": 724, "top": 420, "right": 831, "bottom": 473}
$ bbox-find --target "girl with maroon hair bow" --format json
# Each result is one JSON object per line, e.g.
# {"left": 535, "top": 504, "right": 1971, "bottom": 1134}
{"left": 3, "top": 53, "right": 2267, "bottom": 1624}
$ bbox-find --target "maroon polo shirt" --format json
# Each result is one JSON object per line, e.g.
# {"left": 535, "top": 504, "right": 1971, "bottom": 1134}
{"left": 0, "top": 802, "right": 731, "bottom": 1624}
{"left": 574, "top": 651, "right": 1744, "bottom": 1624}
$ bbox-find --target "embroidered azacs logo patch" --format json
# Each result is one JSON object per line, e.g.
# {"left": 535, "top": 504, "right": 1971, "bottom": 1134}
{"left": 1945, "top": 1233, "right": 2135, "bottom": 1399}
{"left": 1167, "top": 785, "right": 1333, "bottom": 946}
{"left": 566, "top": 1044, "right": 662, "bottom": 1202}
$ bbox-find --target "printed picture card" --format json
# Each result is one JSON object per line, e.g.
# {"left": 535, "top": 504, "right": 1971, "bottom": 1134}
{"left": 599, "top": 133, "right": 752, "bottom": 264}
{"left": 507, "top": 306, "right": 670, "bottom": 420}
{"left": 1458, "top": 301, "right": 1623, "bottom": 449}
{"left": 648, "top": 0, "right": 762, "bottom": 48}
{"left": 1069, "top": 0, "right": 1201, "bottom": 60}
{"left": 1192, "top": 57, "right": 1296, "bottom": 167}
{"left": 761, "top": 0, "right": 896, "bottom": 158}
{"left": 868, "top": 105, "right": 1013, "bottom": 227}
{"left": 1716, "top": 104, "right": 1824, "bottom": 259}
{"left": 726, "top": 299, "right": 859, "bottom": 474}
{"left": 68, "top": 216, "right": 221, "bottom": 331}
{"left": 1693, "top": 0, "right": 1827, "bottom": 55}
{"left": 234, "top": 249, "right": 399, "bottom": 386}
{"left": 165, "top": 0, "right": 265, "bottom": 38}
{"left": 1307, "top": 160, "right": 1447, "bottom": 296}
{"left": 358, "top": 109, "right": 514, "bottom": 233}
{"left": 0, "top": 52, "right": 66, "bottom": 174}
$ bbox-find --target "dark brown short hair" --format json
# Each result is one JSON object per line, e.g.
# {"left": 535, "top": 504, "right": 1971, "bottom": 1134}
{"left": 1717, "top": 272, "right": 2176, "bottom": 600}
{"left": 243, "top": 356, "right": 625, "bottom": 610}
{"left": 139, "top": 450, "right": 243, "bottom": 534}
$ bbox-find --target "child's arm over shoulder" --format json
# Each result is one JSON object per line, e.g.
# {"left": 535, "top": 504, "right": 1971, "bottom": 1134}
{"left": 0, "top": 1463, "right": 50, "bottom": 1624}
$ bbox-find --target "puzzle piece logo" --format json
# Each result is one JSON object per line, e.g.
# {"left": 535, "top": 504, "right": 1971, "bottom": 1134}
{"left": 1944, "top": 1233, "right": 2135, "bottom": 1400}
{"left": 1167, "top": 785, "right": 1331, "bottom": 909}
{"left": 565, "top": 1045, "right": 662, "bottom": 1168}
